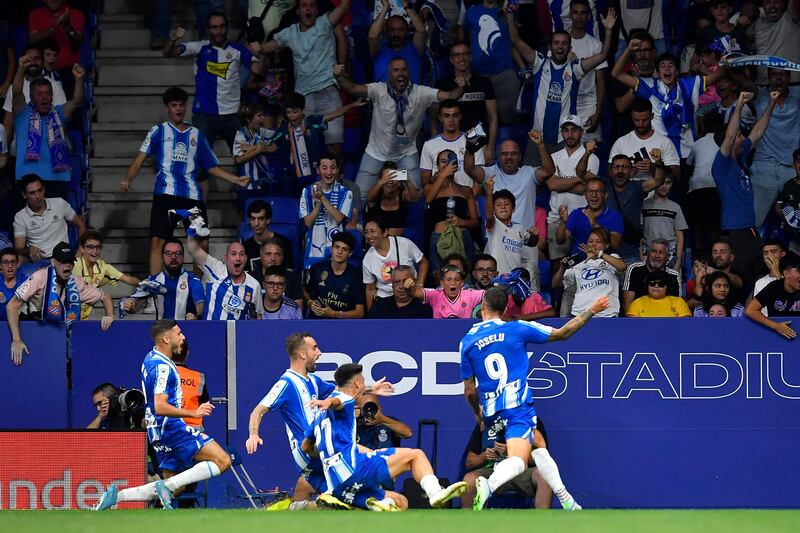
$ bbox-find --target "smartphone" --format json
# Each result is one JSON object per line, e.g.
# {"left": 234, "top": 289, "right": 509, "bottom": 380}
{"left": 390, "top": 169, "right": 408, "bottom": 181}
{"left": 564, "top": 253, "right": 583, "bottom": 268}
{"left": 446, "top": 152, "right": 458, "bottom": 166}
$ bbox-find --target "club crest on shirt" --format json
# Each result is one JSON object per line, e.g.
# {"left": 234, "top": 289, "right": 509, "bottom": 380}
{"left": 179, "top": 282, "right": 187, "bottom": 290}
{"left": 0, "top": 293, "right": 5, "bottom": 303}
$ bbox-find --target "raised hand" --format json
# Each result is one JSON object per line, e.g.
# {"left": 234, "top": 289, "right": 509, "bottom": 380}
{"left": 739, "top": 91, "right": 754, "bottom": 104}
{"left": 585, "top": 140, "right": 598, "bottom": 154}
{"left": 72, "top": 63, "right": 85, "bottom": 80}
{"left": 528, "top": 130, "right": 543, "bottom": 145}
{"left": 332, "top": 64, "right": 346, "bottom": 77}
{"left": 601, "top": 7, "right": 617, "bottom": 30}
{"left": 370, "top": 377, "right": 395, "bottom": 396}
{"left": 649, "top": 147, "right": 662, "bottom": 164}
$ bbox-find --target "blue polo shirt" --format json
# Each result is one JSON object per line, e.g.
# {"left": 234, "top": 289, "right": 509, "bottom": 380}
{"left": 565, "top": 205, "right": 625, "bottom": 255}
{"left": 14, "top": 105, "right": 71, "bottom": 182}
{"left": 712, "top": 138, "right": 755, "bottom": 230}
{"left": 753, "top": 87, "right": 800, "bottom": 165}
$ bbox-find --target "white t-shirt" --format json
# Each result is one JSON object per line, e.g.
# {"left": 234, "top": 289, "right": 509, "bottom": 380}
{"left": 549, "top": 146, "right": 599, "bottom": 223}
{"left": 485, "top": 164, "right": 541, "bottom": 228}
{"left": 570, "top": 33, "right": 606, "bottom": 124}
{"left": 362, "top": 235, "right": 424, "bottom": 298}
{"left": 485, "top": 217, "right": 533, "bottom": 275}
{"left": 608, "top": 129, "right": 680, "bottom": 180}
{"left": 686, "top": 133, "right": 719, "bottom": 192}
{"left": 620, "top": 0, "right": 663, "bottom": 40}
{"left": 562, "top": 256, "right": 621, "bottom": 317}
{"left": 13, "top": 198, "right": 75, "bottom": 257}
{"left": 419, "top": 133, "right": 485, "bottom": 187}
{"left": 0, "top": 124, "right": 7, "bottom": 155}
{"left": 365, "top": 83, "right": 440, "bottom": 160}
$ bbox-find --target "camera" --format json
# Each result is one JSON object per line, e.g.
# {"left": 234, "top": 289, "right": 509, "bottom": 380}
{"left": 106, "top": 388, "right": 146, "bottom": 429}
{"left": 359, "top": 401, "right": 379, "bottom": 422}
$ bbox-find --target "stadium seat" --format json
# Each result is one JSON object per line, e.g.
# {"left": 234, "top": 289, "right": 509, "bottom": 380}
{"left": 170, "top": 481, "right": 208, "bottom": 508}
{"left": 226, "top": 446, "right": 289, "bottom": 509}
{"left": 404, "top": 199, "right": 427, "bottom": 251}
{"left": 239, "top": 197, "right": 302, "bottom": 268}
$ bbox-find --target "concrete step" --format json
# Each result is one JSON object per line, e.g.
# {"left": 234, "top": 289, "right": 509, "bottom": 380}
{"left": 91, "top": 126, "right": 235, "bottom": 159}
{"left": 91, "top": 203, "right": 238, "bottom": 229}
{"left": 89, "top": 191, "right": 235, "bottom": 203}
{"left": 96, "top": 58, "right": 195, "bottom": 86}
{"left": 100, "top": 14, "right": 198, "bottom": 28}
{"left": 95, "top": 94, "right": 195, "bottom": 123}
{"left": 99, "top": 26, "right": 242, "bottom": 49}
{"left": 89, "top": 157, "right": 238, "bottom": 193}
{"left": 94, "top": 85, "right": 195, "bottom": 96}
{"left": 99, "top": 227, "right": 239, "bottom": 239}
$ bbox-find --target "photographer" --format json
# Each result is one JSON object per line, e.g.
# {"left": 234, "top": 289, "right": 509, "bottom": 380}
{"left": 86, "top": 383, "right": 145, "bottom": 430}
{"left": 355, "top": 393, "right": 412, "bottom": 451}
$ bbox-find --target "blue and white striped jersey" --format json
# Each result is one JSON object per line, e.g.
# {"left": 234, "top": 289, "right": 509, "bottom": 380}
{"left": 141, "top": 348, "right": 185, "bottom": 442}
{"left": 304, "top": 390, "right": 359, "bottom": 489}
{"left": 179, "top": 40, "right": 256, "bottom": 115}
{"left": 259, "top": 370, "right": 335, "bottom": 473}
{"left": 140, "top": 122, "right": 219, "bottom": 200}
{"left": 298, "top": 182, "right": 353, "bottom": 270}
{"left": 460, "top": 318, "right": 553, "bottom": 417}
{"left": 200, "top": 255, "right": 264, "bottom": 320}
{"left": 525, "top": 53, "right": 585, "bottom": 144}
{"left": 635, "top": 76, "right": 705, "bottom": 159}
{"left": 146, "top": 269, "right": 205, "bottom": 320}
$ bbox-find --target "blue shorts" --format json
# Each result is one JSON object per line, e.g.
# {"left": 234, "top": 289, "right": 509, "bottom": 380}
{"left": 332, "top": 449, "right": 395, "bottom": 509}
{"left": 484, "top": 403, "right": 538, "bottom": 444}
{"left": 152, "top": 425, "right": 214, "bottom": 472}
{"left": 303, "top": 456, "right": 328, "bottom": 493}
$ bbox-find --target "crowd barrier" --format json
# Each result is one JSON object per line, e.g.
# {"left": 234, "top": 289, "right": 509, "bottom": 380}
{"left": 2, "top": 319, "right": 799, "bottom": 508}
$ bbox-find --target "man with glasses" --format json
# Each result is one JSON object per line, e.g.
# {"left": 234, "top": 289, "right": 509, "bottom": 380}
{"left": 612, "top": 32, "right": 656, "bottom": 138}
{"left": 122, "top": 238, "right": 206, "bottom": 320}
{"left": 367, "top": 265, "right": 432, "bottom": 318}
{"left": 471, "top": 254, "right": 498, "bottom": 291}
{"left": 0, "top": 248, "right": 25, "bottom": 321}
{"left": 555, "top": 177, "right": 623, "bottom": 257}
{"left": 164, "top": 12, "right": 261, "bottom": 200}
{"left": 433, "top": 42, "right": 498, "bottom": 165}
{"left": 262, "top": 266, "right": 302, "bottom": 319}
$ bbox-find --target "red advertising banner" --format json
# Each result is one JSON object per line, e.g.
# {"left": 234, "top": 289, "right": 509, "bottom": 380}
{"left": 0, "top": 431, "right": 148, "bottom": 510}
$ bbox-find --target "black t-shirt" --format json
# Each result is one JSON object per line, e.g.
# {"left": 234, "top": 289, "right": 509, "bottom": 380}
{"left": 357, "top": 421, "right": 402, "bottom": 450}
{"left": 242, "top": 232, "right": 294, "bottom": 272}
{"left": 368, "top": 298, "right": 433, "bottom": 319}
{"left": 305, "top": 261, "right": 365, "bottom": 316}
{"left": 436, "top": 74, "right": 496, "bottom": 131}
{"left": 754, "top": 279, "right": 800, "bottom": 317}
{"left": 624, "top": 264, "right": 681, "bottom": 299}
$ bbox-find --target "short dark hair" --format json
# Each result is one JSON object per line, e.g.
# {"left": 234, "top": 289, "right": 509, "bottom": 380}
{"left": 260, "top": 237, "right": 285, "bottom": 254}
{"left": 588, "top": 226, "right": 611, "bottom": 246}
{"left": 334, "top": 363, "right": 363, "bottom": 387}
{"left": 438, "top": 99, "right": 461, "bottom": 113}
{"left": 331, "top": 231, "right": 355, "bottom": 251}
{"left": 780, "top": 252, "right": 800, "bottom": 272}
{"left": 570, "top": 0, "right": 591, "bottom": 9}
{"left": 40, "top": 38, "right": 61, "bottom": 53}
{"left": 30, "top": 77, "right": 52, "bottom": 93}
{"left": 381, "top": 161, "right": 399, "bottom": 174}
{"left": 317, "top": 151, "right": 339, "bottom": 169}
{"left": 632, "top": 97, "right": 653, "bottom": 114}
{"left": 611, "top": 153, "right": 633, "bottom": 165}
{"left": 163, "top": 87, "right": 188, "bottom": 105}
{"left": 285, "top": 332, "right": 312, "bottom": 360}
{"left": 762, "top": 239, "right": 786, "bottom": 253}
{"left": 585, "top": 176, "right": 606, "bottom": 191}
{"left": 482, "top": 286, "right": 509, "bottom": 314}
{"left": 206, "top": 10, "right": 228, "bottom": 27}
{"left": 79, "top": 229, "right": 103, "bottom": 246}
{"left": 162, "top": 238, "right": 184, "bottom": 254}
{"left": 656, "top": 52, "right": 680, "bottom": 68}
{"left": 284, "top": 92, "right": 306, "bottom": 110}
{"left": 150, "top": 320, "right": 178, "bottom": 342}
{"left": 91, "top": 382, "right": 120, "bottom": 397}
{"left": 550, "top": 30, "right": 571, "bottom": 45}
{"left": 238, "top": 101, "right": 264, "bottom": 125}
{"left": 263, "top": 265, "right": 288, "bottom": 281}
{"left": 793, "top": 147, "right": 800, "bottom": 161}
{"left": 22, "top": 43, "right": 42, "bottom": 56}
{"left": 492, "top": 189, "right": 516, "bottom": 208}
{"left": 0, "top": 247, "right": 18, "bottom": 260}
{"left": 248, "top": 200, "right": 272, "bottom": 219}
{"left": 442, "top": 253, "right": 469, "bottom": 272}
{"left": 20, "top": 174, "right": 43, "bottom": 191}
{"left": 472, "top": 254, "right": 497, "bottom": 270}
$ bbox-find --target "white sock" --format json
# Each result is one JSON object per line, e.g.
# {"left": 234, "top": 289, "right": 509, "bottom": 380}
{"left": 488, "top": 456, "right": 525, "bottom": 493}
{"left": 164, "top": 461, "right": 221, "bottom": 492}
{"left": 116, "top": 481, "right": 158, "bottom": 502}
{"left": 419, "top": 474, "right": 442, "bottom": 500}
{"left": 532, "top": 448, "right": 572, "bottom": 503}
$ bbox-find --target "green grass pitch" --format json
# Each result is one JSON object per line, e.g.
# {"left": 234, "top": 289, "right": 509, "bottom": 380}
{"left": 0, "top": 510, "right": 798, "bottom": 533}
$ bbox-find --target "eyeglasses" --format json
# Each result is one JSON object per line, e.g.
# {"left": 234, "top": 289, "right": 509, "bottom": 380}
{"left": 163, "top": 251, "right": 184, "bottom": 258}
{"left": 474, "top": 267, "right": 497, "bottom": 274}
{"left": 264, "top": 281, "right": 286, "bottom": 289}
{"left": 208, "top": 24, "right": 227, "bottom": 30}
{"left": 83, "top": 244, "right": 103, "bottom": 251}
{"left": 648, "top": 280, "right": 667, "bottom": 287}
{"left": 586, "top": 189, "right": 604, "bottom": 196}
{"left": 1, "top": 259, "right": 18, "bottom": 266}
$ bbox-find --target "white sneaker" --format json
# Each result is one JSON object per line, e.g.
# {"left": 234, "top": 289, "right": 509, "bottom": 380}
{"left": 430, "top": 481, "right": 468, "bottom": 508}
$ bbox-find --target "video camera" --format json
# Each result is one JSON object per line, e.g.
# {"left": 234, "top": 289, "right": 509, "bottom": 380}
{"left": 106, "top": 388, "right": 146, "bottom": 429}
{"left": 358, "top": 401, "right": 379, "bottom": 423}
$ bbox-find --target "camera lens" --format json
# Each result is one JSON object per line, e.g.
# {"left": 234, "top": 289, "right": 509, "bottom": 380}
{"left": 361, "top": 401, "right": 378, "bottom": 419}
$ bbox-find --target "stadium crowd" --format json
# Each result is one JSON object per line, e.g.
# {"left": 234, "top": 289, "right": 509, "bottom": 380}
{"left": 3, "top": 0, "right": 800, "bottom": 358}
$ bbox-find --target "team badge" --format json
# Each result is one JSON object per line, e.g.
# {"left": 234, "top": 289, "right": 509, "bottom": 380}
{"left": 191, "top": 137, "right": 197, "bottom": 146}
{"left": 180, "top": 282, "right": 187, "bottom": 290}
{"left": 67, "top": 312, "right": 77, "bottom": 321}
{"left": 0, "top": 293, "right": 5, "bottom": 303}
{"left": 244, "top": 292, "right": 252, "bottom": 303}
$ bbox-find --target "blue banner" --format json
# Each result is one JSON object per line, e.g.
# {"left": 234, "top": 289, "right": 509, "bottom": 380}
{"left": 0, "top": 322, "right": 67, "bottom": 429}
{"left": 233, "top": 319, "right": 800, "bottom": 508}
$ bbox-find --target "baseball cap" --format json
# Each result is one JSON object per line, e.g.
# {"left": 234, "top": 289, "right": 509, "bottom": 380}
{"left": 51, "top": 242, "right": 76, "bottom": 264}
{"left": 560, "top": 114, "right": 581, "bottom": 129}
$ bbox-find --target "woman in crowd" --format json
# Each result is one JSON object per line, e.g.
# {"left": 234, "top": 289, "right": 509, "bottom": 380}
{"left": 364, "top": 161, "right": 420, "bottom": 236}
{"left": 693, "top": 271, "right": 744, "bottom": 317}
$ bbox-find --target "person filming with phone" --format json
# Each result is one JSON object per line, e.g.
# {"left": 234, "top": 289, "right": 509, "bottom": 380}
{"left": 425, "top": 149, "right": 480, "bottom": 277}
{"left": 364, "top": 162, "right": 421, "bottom": 236}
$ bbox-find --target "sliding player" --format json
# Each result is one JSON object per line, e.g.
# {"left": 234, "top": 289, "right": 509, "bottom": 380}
{"left": 460, "top": 287, "right": 608, "bottom": 511}
{"left": 302, "top": 363, "right": 467, "bottom": 511}
{"left": 245, "top": 332, "right": 393, "bottom": 510}
{"left": 95, "top": 320, "right": 231, "bottom": 510}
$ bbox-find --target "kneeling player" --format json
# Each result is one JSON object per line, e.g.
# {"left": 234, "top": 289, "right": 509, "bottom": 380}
{"left": 460, "top": 287, "right": 609, "bottom": 510}
{"left": 95, "top": 320, "right": 231, "bottom": 510}
{"left": 302, "top": 363, "right": 467, "bottom": 511}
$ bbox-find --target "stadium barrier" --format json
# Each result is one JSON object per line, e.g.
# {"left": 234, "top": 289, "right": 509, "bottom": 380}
{"left": 0, "top": 431, "right": 147, "bottom": 510}
{"left": 2, "top": 319, "right": 799, "bottom": 508}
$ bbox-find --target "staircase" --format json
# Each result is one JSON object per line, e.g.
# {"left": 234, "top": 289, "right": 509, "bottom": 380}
{"left": 89, "top": 0, "right": 243, "bottom": 307}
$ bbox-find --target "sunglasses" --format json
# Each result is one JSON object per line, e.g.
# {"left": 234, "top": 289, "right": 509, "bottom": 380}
{"left": 648, "top": 280, "right": 667, "bottom": 288}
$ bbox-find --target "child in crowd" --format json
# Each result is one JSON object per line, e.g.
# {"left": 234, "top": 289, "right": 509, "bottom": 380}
{"left": 233, "top": 102, "right": 281, "bottom": 199}
{"left": 640, "top": 176, "right": 688, "bottom": 269}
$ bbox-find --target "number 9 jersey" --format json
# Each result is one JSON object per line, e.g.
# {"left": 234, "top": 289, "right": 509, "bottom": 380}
{"left": 459, "top": 318, "right": 553, "bottom": 417}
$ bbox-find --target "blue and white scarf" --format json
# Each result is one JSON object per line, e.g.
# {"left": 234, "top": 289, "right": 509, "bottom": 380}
{"left": 43, "top": 266, "right": 81, "bottom": 324}
{"left": 26, "top": 104, "right": 69, "bottom": 172}
{"left": 723, "top": 54, "right": 800, "bottom": 72}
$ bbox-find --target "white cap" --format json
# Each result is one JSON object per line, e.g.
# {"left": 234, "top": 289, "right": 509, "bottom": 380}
{"left": 560, "top": 114, "right": 581, "bottom": 129}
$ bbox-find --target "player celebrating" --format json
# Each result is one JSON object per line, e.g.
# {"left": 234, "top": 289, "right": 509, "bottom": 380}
{"left": 460, "top": 287, "right": 608, "bottom": 511}
{"left": 302, "top": 363, "right": 467, "bottom": 511}
{"left": 245, "top": 332, "right": 394, "bottom": 510}
{"left": 95, "top": 320, "right": 231, "bottom": 510}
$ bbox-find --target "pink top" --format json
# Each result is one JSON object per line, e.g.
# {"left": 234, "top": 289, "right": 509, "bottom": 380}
{"left": 15, "top": 268, "right": 103, "bottom": 314}
{"left": 503, "top": 293, "right": 552, "bottom": 319}
{"left": 423, "top": 288, "right": 484, "bottom": 319}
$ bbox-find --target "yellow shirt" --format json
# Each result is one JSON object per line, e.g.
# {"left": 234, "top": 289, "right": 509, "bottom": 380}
{"left": 627, "top": 296, "right": 691, "bottom": 318}
{"left": 73, "top": 257, "right": 124, "bottom": 319}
